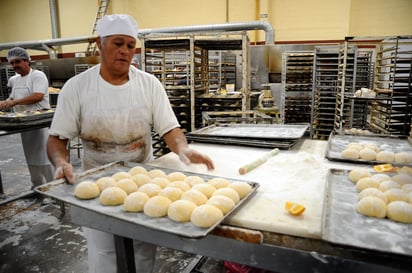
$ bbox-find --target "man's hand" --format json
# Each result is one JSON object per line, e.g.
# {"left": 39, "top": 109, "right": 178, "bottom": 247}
{"left": 54, "top": 162, "right": 76, "bottom": 184}
{"left": 178, "top": 147, "right": 214, "bottom": 170}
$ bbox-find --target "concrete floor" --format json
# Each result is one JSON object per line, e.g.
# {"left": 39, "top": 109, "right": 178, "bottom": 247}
{"left": 0, "top": 133, "right": 227, "bottom": 273}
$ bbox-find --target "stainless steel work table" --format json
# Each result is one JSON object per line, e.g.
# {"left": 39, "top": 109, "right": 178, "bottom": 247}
{"left": 70, "top": 139, "right": 412, "bottom": 273}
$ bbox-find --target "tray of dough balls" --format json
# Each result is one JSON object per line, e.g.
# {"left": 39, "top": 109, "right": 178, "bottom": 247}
{"left": 325, "top": 133, "right": 412, "bottom": 166}
{"left": 0, "top": 109, "right": 54, "bottom": 129}
{"left": 35, "top": 161, "right": 259, "bottom": 238}
{"left": 322, "top": 167, "right": 412, "bottom": 256}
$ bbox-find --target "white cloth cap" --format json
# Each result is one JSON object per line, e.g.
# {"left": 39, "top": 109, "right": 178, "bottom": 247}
{"left": 96, "top": 14, "right": 138, "bottom": 38}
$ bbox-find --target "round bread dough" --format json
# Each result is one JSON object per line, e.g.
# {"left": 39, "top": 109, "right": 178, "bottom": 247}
{"left": 385, "top": 188, "right": 409, "bottom": 203}
{"left": 401, "top": 184, "right": 412, "bottom": 193}
{"left": 167, "top": 171, "right": 187, "bottom": 182}
{"left": 398, "top": 166, "right": 412, "bottom": 175}
{"left": 359, "top": 148, "right": 376, "bottom": 161}
{"left": 391, "top": 174, "right": 412, "bottom": 186}
{"left": 356, "top": 196, "right": 386, "bottom": 218}
{"left": 147, "top": 169, "right": 167, "bottom": 179}
{"left": 74, "top": 180, "right": 100, "bottom": 199}
{"left": 137, "top": 183, "right": 162, "bottom": 197}
{"left": 347, "top": 143, "right": 363, "bottom": 151}
{"left": 112, "top": 171, "right": 132, "bottom": 181}
{"left": 370, "top": 173, "right": 391, "bottom": 183}
{"left": 229, "top": 182, "right": 252, "bottom": 199}
{"left": 191, "top": 204, "right": 224, "bottom": 228}
{"left": 168, "top": 181, "right": 190, "bottom": 192}
{"left": 167, "top": 200, "right": 197, "bottom": 222}
{"left": 376, "top": 150, "right": 395, "bottom": 163}
{"left": 181, "top": 189, "right": 208, "bottom": 206}
{"left": 212, "top": 187, "right": 240, "bottom": 204}
{"left": 151, "top": 177, "right": 170, "bottom": 188}
{"left": 128, "top": 165, "right": 148, "bottom": 176}
{"left": 123, "top": 192, "right": 150, "bottom": 212}
{"left": 341, "top": 148, "right": 360, "bottom": 160}
{"left": 387, "top": 201, "right": 412, "bottom": 224}
{"left": 131, "top": 174, "right": 152, "bottom": 187}
{"left": 206, "top": 195, "right": 235, "bottom": 214}
{"left": 208, "top": 178, "right": 230, "bottom": 189}
{"left": 355, "top": 177, "right": 380, "bottom": 192}
{"left": 363, "top": 143, "right": 380, "bottom": 153}
{"left": 143, "top": 196, "right": 172, "bottom": 217}
{"left": 117, "top": 178, "right": 138, "bottom": 194}
{"left": 408, "top": 192, "right": 412, "bottom": 203}
{"left": 358, "top": 188, "right": 388, "bottom": 204}
{"left": 394, "top": 152, "right": 412, "bottom": 164}
{"left": 99, "top": 186, "right": 127, "bottom": 206}
{"left": 348, "top": 168, "right": 371, "bottom": 183}
{"left": 158, "top": 187, "right": 183, "bottom": 202}
{"left": 379, "top": 180, "right": 400, "bottom": 192}
{"left": 191, "top": 183, "right": 216, "bottom": 198}
{"left": 184, "top": 176, "right": 205, "bottom": 187}
{"left": 96, "top": 176, "right": 117, "bottom": 191}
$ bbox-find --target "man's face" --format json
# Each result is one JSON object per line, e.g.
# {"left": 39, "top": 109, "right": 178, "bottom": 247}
{"left": 98, "top": 35, "right": 136, "bottom": 74}
{"left": 9, "top": 58, "right": 30, "bottom": 75}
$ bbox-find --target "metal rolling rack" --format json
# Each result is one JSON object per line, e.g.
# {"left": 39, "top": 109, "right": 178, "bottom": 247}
{"left": 370, "top": 36, "right": 412, "bottom": 135}
{"left": 281, "top": 51, "right": 314, "bottom": 124}
{"left": 310, "top": 46, "right": 339, "bottom": 139}
{"left": 0, "top": 65, "right": 15, "bottom": 101}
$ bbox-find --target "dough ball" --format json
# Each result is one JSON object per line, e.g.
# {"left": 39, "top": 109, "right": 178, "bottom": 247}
{"left": 358, "top": 188, "right": 388, "bottom": 204}
{"left": 385, "top": 188, "right": 409, "bottom": 203}
{"left": 359, "top": 148, "right": 376, "bottom": 161}
{"left": 207, "top": 195, "right": 235, "bottom": 215}
{"left": 117, "top": 178, "right": 138, "bottom": 194}
{"left": 229, "top": 182, "right": 252, "bottom": 199}
{"left": 355, "top": 177, "right": 380, "bottom": 192}
{"left": 408, "top": 192, "right": 412, "bottom": 203}
{"left": 191, "top": 204, "right": 224, "bottom": 228}
{"left": 151, "top": 177, "right": 170, "bottom": 188}
{"left": 363, "top": 143, "right": 380, "bottom": 153}
{"left": 158, "top": 187, "right": 183, "bottom": 202}
{"left": 376, "top": 151, "right": 395, "bottom": 163}
{"left": 131, "top": 174, "right": 152, "bottom": 187}
{"left": 401, "top": 184, "right": 412, "bottom": 193}
{"left": 99, "top": 186, "right": 127, "bottom": 206}
{"left": 147, "top": 169, "right": 167, "bottom": 179}
{"left": 167, "top": 171, "right": 187, "bottom": 182}
{"left": 394, "top": 152, "right": 412, "bottom": 164}
{"left": 398, "top": 166, "right": 412, "bottom": 175}
{"left": 112, "top": 171, "right": 132, "bottom": 181}
{"left": 348, "top": 168, "right": 371, "bottom": 183}
{"left": 191, "top": 183, "right": 216, "bottom": 198}
{"left": 212, "top": 187, "right": 240, "bottom": 204}
{"left": 356, "top": 196, "right": 386, "bottom": 218}
{"left": 128, "top": 165, "right": 148, "bottom": 176}
{"left": 96, "top": 176, "right": 117, "bottom": 191}
{"left": 370, "top": 173, "right": 391, "bottom": 183}
{"left": 143, "top": 196, "right": 172, "bottom": 217}
{"left": 379, "top": 180, "right": 400, "bottom": 192}
{"left": 137, "top": 183, "right": 162, "bottom": 197}
{"left": 387, "top": 201, "right": 412, "bottom": 224}
{"left": 341, "top": 148, "right": 360, "bottom": 160}
{"left": 181, "top": 190, "right": 208, "bottom": 206}
{"left": 391, "top": 174, "right": 412, "bottom": 186}
{"left": 184, "top": 176, "right": 205, "bottom": 187}
{"left": 347, "top": 143, "right": 363, "bottom": 151}
{"left": 123, "top": 192, "right": 150, "bottom": 212}
{"left": 208, "top": 178, "right": 230, "bottom": 189}
{"left": 74, "top": 180, "right": 100, "bottom": 199}
{"left": 168, "top": 181, "right": 190, "bottom": 192}
{"left": 167, "top": 200, "right": 197, "bottom": 222}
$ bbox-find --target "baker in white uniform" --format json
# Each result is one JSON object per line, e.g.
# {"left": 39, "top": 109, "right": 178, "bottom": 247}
{"left": 47, "top": 14, "right": 214, "bottom": 273}
{"left": 0, "top": 47, "right": 54, "bottom": 189}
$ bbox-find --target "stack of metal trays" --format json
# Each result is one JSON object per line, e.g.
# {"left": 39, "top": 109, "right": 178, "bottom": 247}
{"left": 0, "top": 109, "right": 54, "bottom": 129}
{"left": 186, "top": 123, "right": 309, "bottom": 149}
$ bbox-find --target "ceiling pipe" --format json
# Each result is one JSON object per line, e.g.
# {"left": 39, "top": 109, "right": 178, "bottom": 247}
{"left": 49, "top": 0, "right": 59, "bottom": 39}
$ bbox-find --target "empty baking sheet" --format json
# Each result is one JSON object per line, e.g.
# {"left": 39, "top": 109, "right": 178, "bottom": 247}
{"left": 35, "top": 161, "right": 259, "bottom": 238}
{"left": 322, "top": 169, "right": 412, "bottom": 257}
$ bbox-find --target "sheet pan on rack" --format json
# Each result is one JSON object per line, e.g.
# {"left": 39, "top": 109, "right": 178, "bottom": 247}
{"left": 35, "top": 161, "right": 259, "bottom": 238}
{"left": 0, "top": 109, "right": 54, "bottom": 129}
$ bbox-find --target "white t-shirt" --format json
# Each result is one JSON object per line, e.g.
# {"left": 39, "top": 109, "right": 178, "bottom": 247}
{"left": 7, "top": 68, "right": 50, "bottom": 111}
{"left": 49, "top": 64, "right": 180, "bottom": 168}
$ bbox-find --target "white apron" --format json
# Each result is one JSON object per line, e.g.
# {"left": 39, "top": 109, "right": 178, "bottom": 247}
{"left": 80, "top": 73, "right": 156, "bottom": 273}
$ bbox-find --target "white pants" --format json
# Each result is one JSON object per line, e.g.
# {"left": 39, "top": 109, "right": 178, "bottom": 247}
{"left": 83, "top": 227, "right": 157, "bottom": 273}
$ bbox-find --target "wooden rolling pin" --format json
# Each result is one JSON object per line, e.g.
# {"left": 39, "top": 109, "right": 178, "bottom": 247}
{"left": 238, "top": 148, "right": 279, "bottom": 175}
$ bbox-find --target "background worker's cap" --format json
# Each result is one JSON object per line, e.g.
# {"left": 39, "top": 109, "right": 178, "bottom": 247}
{"left": 96, "top": 14, "right": 138, "bottom": 39}
{"left": 7, "top": 47, "right": 30, "bottom": 62}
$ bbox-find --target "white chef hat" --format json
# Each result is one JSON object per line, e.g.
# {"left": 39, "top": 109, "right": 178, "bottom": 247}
{"left": 96, "top": 14, "right": 138, "bottom": 39}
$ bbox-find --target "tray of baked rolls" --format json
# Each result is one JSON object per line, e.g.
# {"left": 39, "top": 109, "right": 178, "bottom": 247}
{"left": 34, "top": 161, "right": 259, "bottom": 238}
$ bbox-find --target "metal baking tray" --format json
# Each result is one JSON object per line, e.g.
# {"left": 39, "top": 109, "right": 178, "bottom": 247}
{"left": 34, "top": 161, "right": 259, "bottom": 238}
{"left": 187, "top": 123, "right": 309, "bottom": 140}
{"left": 0, "top": 109, "right": 54, "bottom": 129}
{"left": 322, "top": 168, "right": 412, "bottom": 257}
{"left": 325, "top": 133, "right": 412, "bottom": 166}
